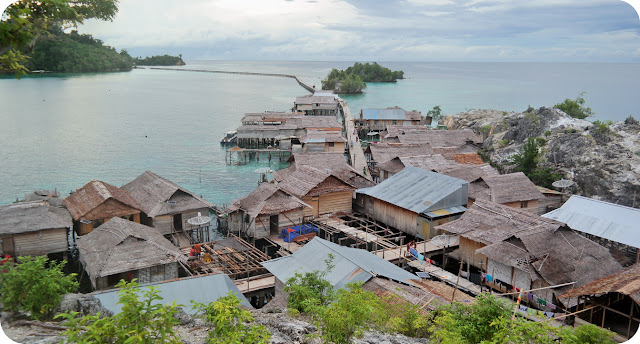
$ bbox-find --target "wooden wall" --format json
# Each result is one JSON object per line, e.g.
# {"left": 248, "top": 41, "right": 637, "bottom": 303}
{"left": 302, "top": 191, "right": 353, "bottom": 218}
{"left": 458, "top": 236, "right": 488, "bottom": 270}
{"left": 365, "top": 197, "right": 418, "bottom": 236}
{"left": 503, "top": 199, "right": 539, "bottom": 214}
{"left": 83, "top": 198, "right": 140, "bottom": 222}
{"left": 2, "top": 228, "right": 68, "bottom": 256}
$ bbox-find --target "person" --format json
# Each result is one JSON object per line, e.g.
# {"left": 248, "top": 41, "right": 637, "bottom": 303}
{"left": 412, "top": 241, "right": 417, "bottom": 249}
{"left": 193, "top": 244, "right": 201, "bottom": 258}
{"left": 203, "top": 252, "right": 213, "bottom": 263}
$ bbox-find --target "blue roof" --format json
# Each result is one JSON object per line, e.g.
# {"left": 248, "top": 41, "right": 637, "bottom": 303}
{"left": 543, "top": 195, "right": 640, "bottom": 248}
{"left": 357, "top": 166, "right": 468, "bottom": 215}
{"left": 262, "top": 237, "right": 418, "bottom": 290}
{"left": 91, "top": 274, "right": 251, "bottom": 314}
{"left": 362, "top": 108, "right": 405, "bottom": 120}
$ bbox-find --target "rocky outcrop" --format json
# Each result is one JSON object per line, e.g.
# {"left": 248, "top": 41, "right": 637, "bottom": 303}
{"left": 445, "top": 107, "right": 640, "bottom": 207}
{"left": 53, "top": 293, "right": 112, "bottom": 317}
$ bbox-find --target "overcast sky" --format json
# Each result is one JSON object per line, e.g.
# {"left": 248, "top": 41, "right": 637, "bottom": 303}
{"left": 4, "top": 0, "right": 640, "bottom": 61}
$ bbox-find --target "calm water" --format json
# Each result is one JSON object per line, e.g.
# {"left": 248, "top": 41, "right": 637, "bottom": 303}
{"left": 1, "top": 61, "right": 639, "bottom": 205}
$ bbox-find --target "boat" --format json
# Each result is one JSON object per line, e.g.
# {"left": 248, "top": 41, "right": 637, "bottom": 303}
{"left": 220, "top": 130, "right": 237, "bottom": 145}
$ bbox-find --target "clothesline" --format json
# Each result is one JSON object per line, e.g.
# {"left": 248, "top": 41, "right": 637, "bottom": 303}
{"left": 494, "top": 281, "right": 576, "bottom": 296}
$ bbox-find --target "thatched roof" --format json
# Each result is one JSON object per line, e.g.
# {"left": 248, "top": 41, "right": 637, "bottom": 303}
{"left": 377, "top": 154, "right": 460, "bottom": 175}
{"left": 366, "top": 143, "right": 435, "bottom": 165}
{"left": 279, "top": 153, "right": 373, "bottom": 189}
{"left": 241, "top": 112, "right": 302, "bottom": 124}
{"left": 397, "top": 129, "right": 482, "bottom": 147}
{"left": 227, "top": 183, "right": 310, "bottom": 218}
{"left": 481, "top": 172, "right": 544, "bottom": 204}
{"left": 294, "top": 95, "right": 339, "bottom": 105}
{"left": 276, "top": 165, "right": 356, "bottom": 198}
{"left": 302, "top": 129, "right": 347, "bottom": 143}
{"left": 63, "top": 180, "right": 141, "bottom": 221}
{"left": 439, "top": 163, "right": 499, "bottom": 182}
{"left": 438, "top": 198, "right": 563, "bottom": 245}
{"left": 77, "top": 217, "right": 185, "bottom": 285}
{"left": 560, "top": 264, "right": 640, "bottom": 303}
{"left": 123, "top": 171, "right": 214, "bottom": 218}
{"left": 451, "top": 153, "right": 485, "bottom": 165}
{"left": 296, "top": 116, "right": 342, "bottom": 129}
{"left": 0, "top": 201, "right": 72, "bottom": 235}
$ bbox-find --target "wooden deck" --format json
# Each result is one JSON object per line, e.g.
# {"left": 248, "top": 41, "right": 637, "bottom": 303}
{"left": 408, "top": 260, "right": 481, "bottom": 296}
{"left": 235, "top": 274, "right": 276, "bottom": 293}
{"left": 340, "top": 100, "right": 372, "bottom": 180}
{"left": 265, "top": 234, "right": 305, "bottom": 255}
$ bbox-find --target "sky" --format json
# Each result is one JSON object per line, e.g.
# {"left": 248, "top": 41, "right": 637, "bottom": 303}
{"left": 3, "top": 0, "right": 640, "bottom": 61}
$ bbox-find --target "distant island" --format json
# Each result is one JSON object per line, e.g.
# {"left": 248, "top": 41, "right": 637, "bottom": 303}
{"left": 134, "top": 54, "right": 186, "bottom": 66}
{"left": 321, "top": 62, "right": 405, "bottom": 94}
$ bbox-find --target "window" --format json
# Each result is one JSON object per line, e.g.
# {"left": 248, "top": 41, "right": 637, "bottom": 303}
{"left": 392, "top": 120, "right": 397, "bottom": 125}
{"left": 520, "top": 201, "right": 529, "bottom": 208}
{"left": 328, "top": 142, "right": 335, "bottom": 147}
{"left": 151, "top": 265, "right": 165, "bottom": 277}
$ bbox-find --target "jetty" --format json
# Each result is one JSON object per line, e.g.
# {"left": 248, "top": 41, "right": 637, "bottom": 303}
{"left": 340, "top": 99, "right": 372, "bottom": 180}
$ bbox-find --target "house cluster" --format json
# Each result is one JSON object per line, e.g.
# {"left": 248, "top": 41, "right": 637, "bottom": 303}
{"left": 2, "top": 90, "right": 639, "bottom": 339}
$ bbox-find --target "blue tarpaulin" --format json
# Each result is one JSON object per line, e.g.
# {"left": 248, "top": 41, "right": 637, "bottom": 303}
{"left": 278, "top": 224, "right": 319, "bottom": 242}
{"left": 409, "top": 248, "right": 424, "bottom": 261}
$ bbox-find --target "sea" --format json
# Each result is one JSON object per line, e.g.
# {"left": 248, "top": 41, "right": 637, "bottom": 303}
{"left": 1, "top": 61, "right": 639, "bottom": 207}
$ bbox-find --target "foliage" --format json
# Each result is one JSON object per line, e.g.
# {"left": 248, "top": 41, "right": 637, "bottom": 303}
{"left": 56, "top": 279, "right": 182, "bottom": 344}
{"left": 558, "top": 323, "right": 616, "bottom": 344}
{"left": 25, "top": 28, "right": 133, "bottom": 72}
{"left": 321, "top": 62, "right": 402, "bottom": 93}
{"left": 510, "top": 137, "right": 561, "bottom": 188}
{"left": 0, "top": 255, "right": 77, "bottom": 320}
{"left": 284, "top": 254, "right": 335, "bottom": 313}
{"left": 316, "top": 282, "right": 385, "bottom": 344}
{"left": 555, "top": 92, "right": 594, "bottom": 119}
{"left": 486, "top": 315, "right": 558, "bottom": 344}
{"left": 192, "top": 292, "right": 271, "bottom": 344}
{"left": 0, "top": 0, "right": 119, "bottom": 77}
{"left": 426, "top": 105, "right": 443, "bottom": 122}
{"left": 134, "top": 54, "right": 185, "bottom": 66}
{"left": 544, "top": 130, "right": 552, "bottom": 137}
{"left": 591, "top": 120, "right": 613, "bottom": 136}
{"left": 625, "top": 115, "right": 638, "bottom": 125}
{"left": 382, "top": 294, "right": 430, "bottom": 338}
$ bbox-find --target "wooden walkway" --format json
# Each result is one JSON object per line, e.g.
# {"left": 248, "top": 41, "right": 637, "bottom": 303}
{"left": 408, "top": 260, "right": 481, "bottom": 296}
{"left": 340, "top": 100, "right": 372, "bottom": 180}
{"left": 374, "top": 236, "right": 459, "bottom": 262}
{"left": 235, "top": 274, "right": 276, "bottom": 293}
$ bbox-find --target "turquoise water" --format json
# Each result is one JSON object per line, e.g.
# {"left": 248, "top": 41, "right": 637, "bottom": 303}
{"left": 1, "top": 61, "right": 639, "bottom": 205}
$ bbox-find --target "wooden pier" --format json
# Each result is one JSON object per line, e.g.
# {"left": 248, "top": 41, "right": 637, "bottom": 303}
{"left": 340, "top": 100, "right": 372, "bottom": 180}
{"left": 225, "top": 146, "right": 291, "bottom": 165}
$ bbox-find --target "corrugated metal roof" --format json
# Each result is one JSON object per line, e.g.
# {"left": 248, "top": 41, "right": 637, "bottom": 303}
{"left": 423, "top": 205, "right": 467, "bottom": 219}
{"left": 92, "top": 274, "right": 251, "bottom": 314}
{"left": 261, "top": 237, "right": 417, "bottom": 289}
{"left": 362, "top": 108, "right": 405, "bottom": 120}
{"left": 357, "top": 166, "right": 468, "bottom": 214}
{"left": 543, "top": 195, "right": 640, "bottom": 248}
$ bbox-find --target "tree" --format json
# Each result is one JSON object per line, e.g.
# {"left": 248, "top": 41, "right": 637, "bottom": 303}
{"left": 284, "top": 254, "right": 335, "bottom": 313}
{"left": 511, "top": 137, "right": 561, "bottom": 187}
{"left": 56, "top": 279, "right": 182, "bottom": 344}
{"left": 0, "top": 255, "right": 78, "bottom": 320}
{"left": 555, "top": 92, "right": 594, "bottom": 119}
{"left": 0, "top": 0, "right": 119, "bottom": 76}
{"left": 192, "top": 292, "right": 271, "bottom": 344}
{"left": 426, "top": 105, "right": 443, "bottom": 123}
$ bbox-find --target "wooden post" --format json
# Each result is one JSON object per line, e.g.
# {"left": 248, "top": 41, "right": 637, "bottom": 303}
{"left": 628, "top": 300, "right": 635, "bottom": 339}
{"left": 451, "top": 258, "right": 464, "bottom": 302}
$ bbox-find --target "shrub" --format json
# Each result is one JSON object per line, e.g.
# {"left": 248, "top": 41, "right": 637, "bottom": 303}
{"left": 555, "top": 92, "right": 594, "bottom": 119}
{"left": 192, "top": 292, "right": 270, "bottom": 344}
{"left": 591, "top": 120, "right": 613, "bottom": 135}
{"left": 427, "top": 105, "right": 443, "bottom": 123}
{"left": 559, "top": 323, "right": 616, "bottom": 344}
{"left": 57, "top": 279, "right": 182, "bottom": 343}
{"left": 382, "top": 294, "right": 430, "bottom": 338}
{"left": 285, "top": 254, "right": 335, "bottom": 313}
{"left": 0, "top": 256, "right": 78, "bottom": 320}
{"left": 544, "top": 130, "right": 552, "bottom": 137}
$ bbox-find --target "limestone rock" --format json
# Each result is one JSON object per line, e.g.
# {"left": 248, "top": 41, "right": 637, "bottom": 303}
{"left": 53, "top": 293, "right": 112, "bottom": 318}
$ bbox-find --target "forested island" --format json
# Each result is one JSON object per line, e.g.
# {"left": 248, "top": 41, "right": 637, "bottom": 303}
{"left": 321, "top": 62, "right": 404, "bottom": 94}
{"left": 25, "top": 29, "right": 134, "bottom": 73}
{"left": 134, "top": 54, "right": 185, "bottom": 66}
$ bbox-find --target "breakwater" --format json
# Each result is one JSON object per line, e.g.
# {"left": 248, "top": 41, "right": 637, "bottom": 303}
{"left": 149, "top": 67, "right": 316, "bottom": 93}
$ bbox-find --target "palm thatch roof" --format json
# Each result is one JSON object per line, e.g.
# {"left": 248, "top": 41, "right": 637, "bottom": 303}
{"left": 366, "top": 143, "right": 435, "bottom": 165}
{"left": 226, "top": 183, "right": 310, "bottom": 219}
{"left": 451, "top": 153, "right": 485, "bottom": 165}
{"left": 123, "top": 171, "right": 214, "bottom": 218}
{"left": 438, "top": 198, "right": 563, "bottom": 245}
{"left": 278, "top": 153, "right": 373, "bottom": 189}
{"left": 397, "top": 129, "right": 482, "bottom": 147}
{"left": 77, "top": 217, "right": 186, "bottom": 287}
{"left": 0, "top": 201, "right": 72, "bottom": 235}
{"left": 302, "top": 129, "right": 347, "bottom": 143}
{"left": 377, "top": 154, "right": 459, "bottom": 175}
{"left": 276, "top": 166, "right": 356, "bottom": 198}
{"left": 439, "top": 163, "right": 499, "bottom": 182}
{"left": 480, "top": 172, "right": 544, "bottom": 204}
{"left": 560, "top": 264, "right": 640, "bottom": 303}
{"left": 63, "top": 180, "right": 141, "bottom": 221}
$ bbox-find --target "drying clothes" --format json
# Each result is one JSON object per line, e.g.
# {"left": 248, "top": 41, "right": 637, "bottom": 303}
{"left": 549, "top": 304, "right": 556, "bottom": 310}
{"left": 486, "top": 274, "right": 493, "bottom": 282}
{"left": 538, "top": 298, "right": 547, "bottom": 306}
{"left": 527, "top": 293, "right": 534, "bottom": 301}
{"left": 544, "top": 312, "right": 554, "bottom": 319}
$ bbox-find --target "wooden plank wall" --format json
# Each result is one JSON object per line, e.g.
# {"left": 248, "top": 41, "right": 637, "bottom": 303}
{"left": 459, "top": 236, "right": 488, "bottom": 270}
{"left": 13, "top": 228, "right": 68, "bottom": 256}
{"left": 319, "top": 191, "right": 352, "bottom": 215}
{"left": 371, "top": 198, "right": 418, "bottom": 236}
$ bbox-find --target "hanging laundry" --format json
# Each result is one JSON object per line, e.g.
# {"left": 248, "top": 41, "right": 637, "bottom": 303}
{"left": 549, "top": 304, "right": 556, "bottom": 310}
{"left": 544, "top": 312, "right": 554, "bottom": 319}
{"left": 527, "top": 293, "right": 534, "bottom": 301}
{"left": 481, "top": 272, "right": 487, "bottom": 282}
{"left": 519, "top": 305, "right": 528, "bottom": 312}
{"left": 538, "top": 298, "right": 547, "bottom": 306}
{"left": 486, "top": 274, "right": 493, "bottom": 282}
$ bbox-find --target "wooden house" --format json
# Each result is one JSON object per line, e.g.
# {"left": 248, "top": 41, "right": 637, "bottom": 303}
{"left": 396, "top": 129, "right": 482, "bottom": 148}
{"left": 355, "top": 166, "right": 469, "bottom": 239}
{"left": 0, "top": 200, "right": 72, "bottom": 257}
{"left": 355, "top": 107, "right": 424, "bottom": 133}
{"left": 364, "top": 143, "right": 434, "bottom": 181}
{"left": 236, "top": 114, "right": 341, "bottom": 149}
{"left": 536, "top": 186, "right": 563, "bottom": 214}
{"left": 293, "top": 95, "right": 340, "bottom": 116}
{"left": 122, "top": 171, "right": 215, "bottom": 240}
{"left": 227, "top": 183, "right": 310, "bottom": 239}
{"left": 64, "top": 180, "right": 142, "bottom": 236}
{"left": 543, "top": 195, "right": 640, "bottom": 266}
{"left": 561, "top": 264, "right": 640, "bottom": 340}
{"left": 376, "top": 154, "right": 461, "bottom": 182}
{"left": 275, "top": 165, "right": 358, "bottom": 218}
{"left": 284, "top": 152, "right": 374, "bottom": 189}
{"left": 77, "top": 217, "right": 186, "bottom": 290}
{"left": 461, "top": 172, "right": 544, "bottom": 212}
{"left": 381, "top": 125, "right": 431, "bottom": 143}
{"left": 301, "top": 129, "right": 346, "bottom": 153}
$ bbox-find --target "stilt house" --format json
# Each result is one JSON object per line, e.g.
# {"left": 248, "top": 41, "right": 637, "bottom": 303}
{"left": 77, "top": 217, "right": 186, "bottom": 290}
{"left": 293, "top": 95, "right": 340, "bottom": 116}
{"left": 355, "top": 166, "right": 469, "bottom": 239}
{"left": 64, "top": 180, "right": 142, "bottom": 236}
{"left": 0, "top": 200, "right": 72, "bottom": 256}
{"left": 122, "top": 171, "right": 215, "bottom": 239}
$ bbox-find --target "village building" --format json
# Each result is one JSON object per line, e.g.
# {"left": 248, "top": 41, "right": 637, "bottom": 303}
{"left": 381, "top": 125, "right": 431, "bottom": 143}
{"left": 122, "top": 171, "right": 215, "bottom": 243}
{"left": 292, "top": 95, "right": 340, "bottom": 116}
{"left": 301, "top": 129, "right": 347, "bottom": 153}
{"left": 536, "top": 186, "right": 564, "bottom": 214}
{"left": 63, "top": 180, "right": 142, "bottom": 236}
{"left": 543, "top": 195, "right": 640, "bottom": 266}
{"left": 284, "top": 152, "right": 374, "bottom": 189}
{"left": 77, "top": 217, "right": 186, "bottom": 290}
{"left": 438, "top": 199, "right": 622, "bottom": 309}
{"left": 262, "top": 237, "right": 418, "bottom": 294}
{"left": 377, "top": 154, "right": 462, "bottom": 182}
{"left": 462, "top": 172, "right": 544, "bottom": 212}
{"left": 364, "top": 143, "right": 434, "bottom": 180}
{"left": 355, "top": 166, "right": 469, "bottom": 239}
{"left": 560, "top": 264, "right": 640, "bottom": 340}
{"left": 395, "top": 129, "right": 482, "bottom": 148}
{"left": 227, "top": 183, "right": 310, "bottom": 240}
{"left": 274, "top": 165, "right": 358, "bottom": 218}
{"left": 0, "top": 200, "right": 72, "bottom": 257}
{"left": 355, "top": 107, "right": 424, "bottom": 134}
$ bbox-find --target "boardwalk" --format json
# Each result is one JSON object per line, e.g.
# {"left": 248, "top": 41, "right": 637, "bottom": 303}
{"left": 235, "top": 274, "right": 276, "bottom": 293}
{"left": 340, "top": 99, "right": 372, "bottom": 180}
{"left": 374, "top": 236, "right": 459, "bottom": 262}
{"left": 408, "top": 260, "right": 481, "bottom": 296}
